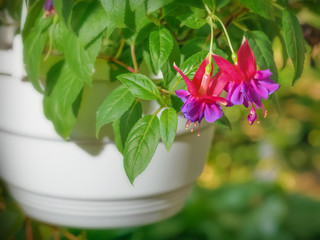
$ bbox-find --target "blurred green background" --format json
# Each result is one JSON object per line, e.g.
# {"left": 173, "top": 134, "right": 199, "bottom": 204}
{"left": 1, "top": 4, "right": 320, "bottom": 240}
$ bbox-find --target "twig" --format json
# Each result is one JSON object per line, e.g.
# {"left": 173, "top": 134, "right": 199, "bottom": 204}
{"left": 26, "top": 218, "right": 33, "bottom": 240}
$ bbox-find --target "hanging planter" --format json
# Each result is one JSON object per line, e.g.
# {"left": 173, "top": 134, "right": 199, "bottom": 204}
{"left": 0, "top": 33, "right": 214, "bottom": 228}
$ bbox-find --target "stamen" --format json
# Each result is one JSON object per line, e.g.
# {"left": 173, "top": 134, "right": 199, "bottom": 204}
{"left": 261, "top": 104, "right": 267, "bottom": 118}
{"left": 185, "top": 120, "right": 190, "bottom": 130}
{"left": 247, "top": 103, "right": 257, "bottom": 125}
{"left": 197, "top": 121, "right": 201, "bottom": 136}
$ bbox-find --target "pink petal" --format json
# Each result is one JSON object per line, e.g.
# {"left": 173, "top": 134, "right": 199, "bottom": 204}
{"left": 208, "top": 71, "right": 229, "bottom": 97}
{"left": 199, "top": 95, "right": 228, "bottom": 106}
{"left": 174, "top": 63, "right": 197, "bottom": 96}
{"left": 212, "top": 54, "right": 242, "bottom": 83}
{"left": 237, "top": 37, "right": 257, "bottom": 80}
{"left": 193, "top": 56, "right": 213, "bottom": 89}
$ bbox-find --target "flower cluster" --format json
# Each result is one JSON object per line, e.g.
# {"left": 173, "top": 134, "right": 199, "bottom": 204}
{"left": 175, "top": 38, "right": 280, "bottom": 132}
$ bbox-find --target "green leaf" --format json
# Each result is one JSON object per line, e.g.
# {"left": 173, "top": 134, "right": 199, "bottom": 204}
{"left": 160, "top": 108, "right": 178, "bottom": 151}
{"left": 117, "top": 73, "right": 161, "bottom": 100}
{"left": 56, "top": 24, "right": 102, "bottom": 85}
{"left": 74, "top": 1, "right": 109, "bottom": 46}
{"left": 147, "top": 0, "right": 174, "bottom": 14}
{"left": 96, "top": 85, "right": 136, "bottom": 137}
{"left": 161, "top": 37, "right": 180, "bottom": 88}
{"left": 177, "top": 13, "right": 207, "bottom": 29}
{"left": 100, "top": 0, "right": 126, "bottom": 28}
{"left": 282, "top": 9, "right": 306, "bottom": 85}
{"left": 149, "top": 27, "right": 174, "bottom": 71}
{"left": 113, "top": 102, "right": 142, "bottom": 153}
{"left": 124, "top": 115, "right": 160, "bottom": 184}
{"left": 43, "top": 61, "right": 84, "bottom": 138}
{"left": 52, "top": 0, "right": 73, "bottom": 26}
{"left": 23, "top": 14, "right": 52, "bottom": 93}
{"left": 215, "top": 115, "right": 232, "bottom": 130}
{"left": 244, "top": 31, "right": 278, "bottom": 82}
{"left": 129, "top": 0, "right": 144, "bottom": 11}
{"left": 216, "top": 0, "right": 231, "bottom": 9}
{"left": 240, "top": 0, "right": 275, "bottom": 20}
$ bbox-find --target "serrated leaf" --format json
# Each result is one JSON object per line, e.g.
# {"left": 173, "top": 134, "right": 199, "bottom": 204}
{"left": 161, "top": 37, "right": 180, "bottom": 88}
{"left": 160, "top": 108, "right": 178, "bottom": 151}
{"left": 23, "top": 11, "right": 52, "bottom": 93}
{"left": 100, "top": 0, "right": 126, "bottom": 28}
{"left": 124, "top": 115, "right": 160, "bottom": 184}
{"left": 117, "top": 73, "right": 161, "bottom": 100}
{"left": 43, "top": 61, "right": 84, "bottom": 138}
{"left": 96, "top": 85, "right": 135, "bottom": 137}
{"left": 75, "top": 1, "right": 110, "bottom": 46}
{"left": 177, "top": 13, "right": 206, "bottom": 29}
{"left": 214, "top": 114, "right": 231, "bottom": 130}
{"left": 57, "top": 24, "right": 101, "bottom": 85}
{"left": 149, "top": 28, "right": 174, "bottom": 71}
{"left": 244, "top": 31, "right": 278, "bottom": 82}
{"left": 113, "top": 102, "right": 142, "bottom": 153}
{"left": 147, "top": 0, "right": 174, "bottom": 14}
{"left": 129, "top": 0, "right": 144, "bottom": 11}
{"left": 282, "top": 9, "right": 306, "bottom": 85}
{"left": 240, "top": 0, "right": 275, "bottom": 20}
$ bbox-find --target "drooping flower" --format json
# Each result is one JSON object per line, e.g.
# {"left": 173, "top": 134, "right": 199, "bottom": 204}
{"left": 213, "top": 38, "right": 280, "bottom": 125}
{"left": 44, "top": 0, "right": 55, "bottom": 17}
{"left": 174, "top": 54, "right": 229, "bottom": 135}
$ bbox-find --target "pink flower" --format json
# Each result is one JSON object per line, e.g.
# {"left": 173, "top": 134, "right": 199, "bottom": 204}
{"left": 213, "top": 38, "right": 280, "bottom": 125}
{"left": 174, "top": 55, "right": 228, "bottom": 134}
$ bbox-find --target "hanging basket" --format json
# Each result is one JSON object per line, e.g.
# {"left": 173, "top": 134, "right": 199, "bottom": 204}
{"left": 0, "top": 34, "right": 214, "bottom": 229}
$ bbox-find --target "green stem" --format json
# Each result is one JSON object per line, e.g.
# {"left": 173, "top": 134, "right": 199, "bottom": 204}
{"left": 131, "top": 39, "right": 139, "bottom": 73}
{"left": 153, "top": 105, "right": 164, "bottom": 117}
{"left": 114, "top": 38, "right": 125, "bottom": 59}
{"left": 209, "top": 18, "right": 214, "bottom": 54}
{"left": 273, "top": 2, "right": 285, "bottom": 11}
{"left": 214, "top": 15, "right": 235, "bottom": 54}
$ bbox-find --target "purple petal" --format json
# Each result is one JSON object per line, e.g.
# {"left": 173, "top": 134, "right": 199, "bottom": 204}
{"left": 254, "top": 69, "right": 272, "bottom": 79}
{"left": 204, "top": 103, "right": 223, "bottom": 123}
{"left": 175, "top": 90, "right": 190, "bottom": 103}
{"left": 44, "top": 0, "right": 53, "bottom": 11}
{"left": 256, "top": 78, "right": 280, "bottom": 95}
{"left": 249, "top": 79, "right": 268, "bottom": 100}
{"left": 247, "top": 84, "right": 262, "bottom": 107}
{"left": 181, "top": 97, "right": 205, "bottom": 123}
{"left": 229, "top": 83, "right": 244, "bottom": 105}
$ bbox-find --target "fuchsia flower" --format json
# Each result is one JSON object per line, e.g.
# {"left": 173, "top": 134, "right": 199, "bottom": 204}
{"left": 213, "top": 38, "right": 280, "bottom": 125}
{"left": 44, "top": 0, "right": 55, "bottom": 17}
{"left": 174, "top": 55, "right": 229, "bottom": 135}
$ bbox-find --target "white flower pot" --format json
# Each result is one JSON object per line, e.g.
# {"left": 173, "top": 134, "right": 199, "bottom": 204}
{"left": 0, "top": 35, "right": 214, "bottom": 229}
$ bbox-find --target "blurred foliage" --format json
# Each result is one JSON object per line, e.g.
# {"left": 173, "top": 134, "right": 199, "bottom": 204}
{"left": 2, "top": 181, "right": 320, "bottom": 240}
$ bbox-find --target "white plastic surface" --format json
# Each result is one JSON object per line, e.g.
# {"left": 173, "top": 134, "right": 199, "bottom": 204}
{"left": 0, "top": 75, "right": 215, "bottom": 228}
